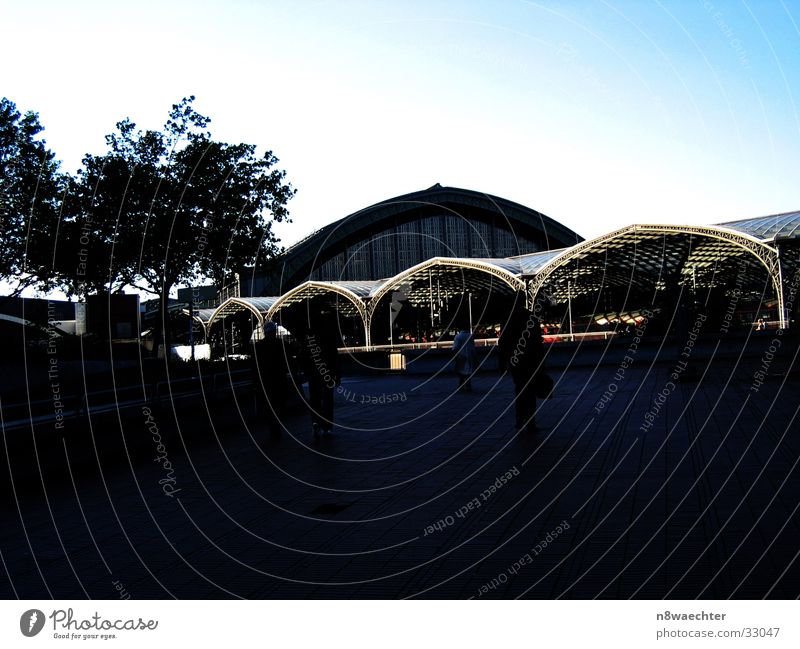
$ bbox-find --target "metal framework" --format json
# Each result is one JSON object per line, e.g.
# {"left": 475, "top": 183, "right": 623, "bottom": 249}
{"left": 524, "top": 224, "right": 786, "bottom": 327}
{"left": 207, "top": 259, "right": 526, "bottom": 347}
{"left": 368, "top": 257, "right": 524, "bottom": 303}
{"left": 207, "top": 297, "right": 280, "bottom": 327}
{"left": 365, "top": 256, "right": 525, "bottom": 339}
{"left": 180, "top": 307, "right": 217, "bottom": 338}
{"left": 262, "top": 281, "right": 372, "bottom": 344}
{"left": 205, "top": 219, "right": 795, "bottom": 347}
{"left": 266, "top": 281, "right": 371, "bottom": 322}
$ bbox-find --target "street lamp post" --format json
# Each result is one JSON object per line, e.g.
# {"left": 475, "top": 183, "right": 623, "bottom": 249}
{"left": 567, "top": 280, "right": 574, "bottom": 341}
{"left": 189, "top": 292, "right": 195, "bottom": 362}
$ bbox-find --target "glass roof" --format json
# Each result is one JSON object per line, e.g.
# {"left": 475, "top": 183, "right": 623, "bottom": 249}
{"left": 510, "top": 249, "right": 567, "bottom": 275}
{"left": 193, "top": 308, "right": 217, "bottom": 323}
{"left": 209, "top": 217, "right": 795, "bottom": 323}
{"left": 717, "top": 211, "right": 800, "bottom": 241}
{"left": 322, "top": 280, "right": 385, "bottom": 298}
{"left": 238, "top": 296, "right": 280, "bottom": 313}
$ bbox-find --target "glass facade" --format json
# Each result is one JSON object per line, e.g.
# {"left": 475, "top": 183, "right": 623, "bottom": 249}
{"left": 421, "top": 216, "right": 443, "bottom": 260}
{"left": 308, "top": 216, "right": 540, "bottom": 281}
{"left": 371, "top": 232, "right": 396, "bottom": 280}
{"left": 469, "top": 219, "right": 493, "bottom": 257}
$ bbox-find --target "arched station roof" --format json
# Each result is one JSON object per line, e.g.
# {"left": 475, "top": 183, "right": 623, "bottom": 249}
{"left": 367, "top": 256, "right": 525, "bottom": 308}
{"left": 210, "top": 210, "right": 797, "bottom": 335}
{"left": 214, "top": 221, "right": 786, "bottom": 323}
{"left": 524, "top": 223, "right": 784, "bottom": 323}
{"left": 532, "top": 224, "right": 778, "bottom": 281}
{"left": 211, "top": 257, "right": 530, "bottom": 338}
{"left": 269, "top": 184, "right": 583, "bottom": 291}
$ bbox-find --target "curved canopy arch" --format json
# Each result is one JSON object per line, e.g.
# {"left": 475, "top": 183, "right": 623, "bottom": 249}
{"left": 265, "top": 280, "right": 376, "bottom": 346}
{"left": 266, "top": 280, "right": 375, "bottom": 322}
{"left": 525, "top": 223, "right": 785, "bottom": 326}
{"left": 208, "top": 296, "right": 280, "bottom": 327}
{"left": 180, "top": 307, "right": 217, "bottom": 337}
{"left": 366, "top": 257, "right": 526, "bottom": 339}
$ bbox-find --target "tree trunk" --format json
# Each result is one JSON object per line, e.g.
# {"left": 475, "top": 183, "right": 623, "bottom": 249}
{"left": 151, "top": 282, "right": 172, "bottom": 359}
{"left": 160, "top": 282, "right": 172, "bottom": 360}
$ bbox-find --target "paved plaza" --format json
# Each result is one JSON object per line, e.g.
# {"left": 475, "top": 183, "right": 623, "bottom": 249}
{"left": 1, "top": 336, "right": 798, "bottom": 599}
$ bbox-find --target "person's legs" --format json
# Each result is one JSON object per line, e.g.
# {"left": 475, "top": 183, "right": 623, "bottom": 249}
{"left": 264, "top": 385, "right": 284, "bottom": 438}
{"left": 513, "top": 378, "right": 525, "bottom": 430}
{"left": 262, "top": 395, "right": 278, "bottom": 436}
{"left": 320, "top": 383, "right": 334, "bottom": 432}
{"left": 513, "top": 374, "right": 537, "bottom": 433}
{"left": 307, "top": 379, "right": 323, "bottom": 435}
{"left": 519, "top": 377, "right": 538, "bottom": 432}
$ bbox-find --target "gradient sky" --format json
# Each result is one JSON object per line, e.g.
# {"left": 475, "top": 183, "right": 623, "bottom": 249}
{"left": 3, "top": 0, "right": 799, "bottom": 247}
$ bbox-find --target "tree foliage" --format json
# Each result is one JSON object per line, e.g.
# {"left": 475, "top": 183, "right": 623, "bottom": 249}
{"left": 37, "top": 96, "right": 295, "bottom": 350}
{"left": 56, "top": 96, "right": 295, "bottom": 301}
{"left": 0, "top": 97, "right": 65, "bottom": 296}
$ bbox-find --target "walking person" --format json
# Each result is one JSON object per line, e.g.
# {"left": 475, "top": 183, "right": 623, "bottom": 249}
{"left": 299, "top": 310, "right": 341, "bottom": 438}
{"left": 251, "top": 322, "right": 292, "bottom": 439}
{"left": 452, "top": 325, "right": 477, "bottom": 392}
{"left": 498, "top": 303, "right": 546, "bottom": 434}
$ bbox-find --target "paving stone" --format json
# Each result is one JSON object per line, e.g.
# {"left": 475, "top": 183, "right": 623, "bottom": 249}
{"left": 1, "top": 350, "right": 798, "bottom": 598}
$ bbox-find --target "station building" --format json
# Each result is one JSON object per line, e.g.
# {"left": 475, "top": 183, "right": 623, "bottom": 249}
{"left": 186, "top": 185, "right": 799, "bottom": 354}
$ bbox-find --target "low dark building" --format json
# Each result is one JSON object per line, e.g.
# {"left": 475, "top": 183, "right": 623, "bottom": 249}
{"left": 77, "top": 293, "right": 140, "bottom": 340}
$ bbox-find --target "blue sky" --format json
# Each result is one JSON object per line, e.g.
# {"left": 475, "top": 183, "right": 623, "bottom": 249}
{"left": 2, "top": 0, "right": 799, "bottom": 245}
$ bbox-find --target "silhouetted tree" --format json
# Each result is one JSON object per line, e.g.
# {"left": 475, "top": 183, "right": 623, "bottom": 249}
{"left": 61, "top": 96, "right": 295, "bottom": 353}
{"left": 0, "top": 97, "right": 66, "bottom": 298}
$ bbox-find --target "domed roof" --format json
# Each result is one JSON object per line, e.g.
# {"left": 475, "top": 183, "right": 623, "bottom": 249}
{"left": 271, "top": 184, "right": 583, "bottom": 292}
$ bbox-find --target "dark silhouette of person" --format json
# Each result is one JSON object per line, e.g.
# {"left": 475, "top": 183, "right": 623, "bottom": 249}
{"left": 252, "top": 321, "right": 293, "bottom": 439}
{"left": 498, "top": 303, "right": 545, "bottom": 434}
{"left": 299, "top": 310, "right": 341, "bottom": 438}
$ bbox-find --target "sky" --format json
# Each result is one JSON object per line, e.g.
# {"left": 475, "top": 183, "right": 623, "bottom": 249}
{"left": 2, "top": 0, "right": 800, "bottom": 249}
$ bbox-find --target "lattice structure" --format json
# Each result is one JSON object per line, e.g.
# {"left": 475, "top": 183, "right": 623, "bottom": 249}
{"left": 208, "top": 296, "right": 280, "bottom": 326}
{"left": 205, "top": 216, "right": 798, "bottom": 347}
{"left": 525, "top": 224, "right": 785, "bottom": 327}
{"left": 267, "top": 281, "right": 376, "bottom": 323}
